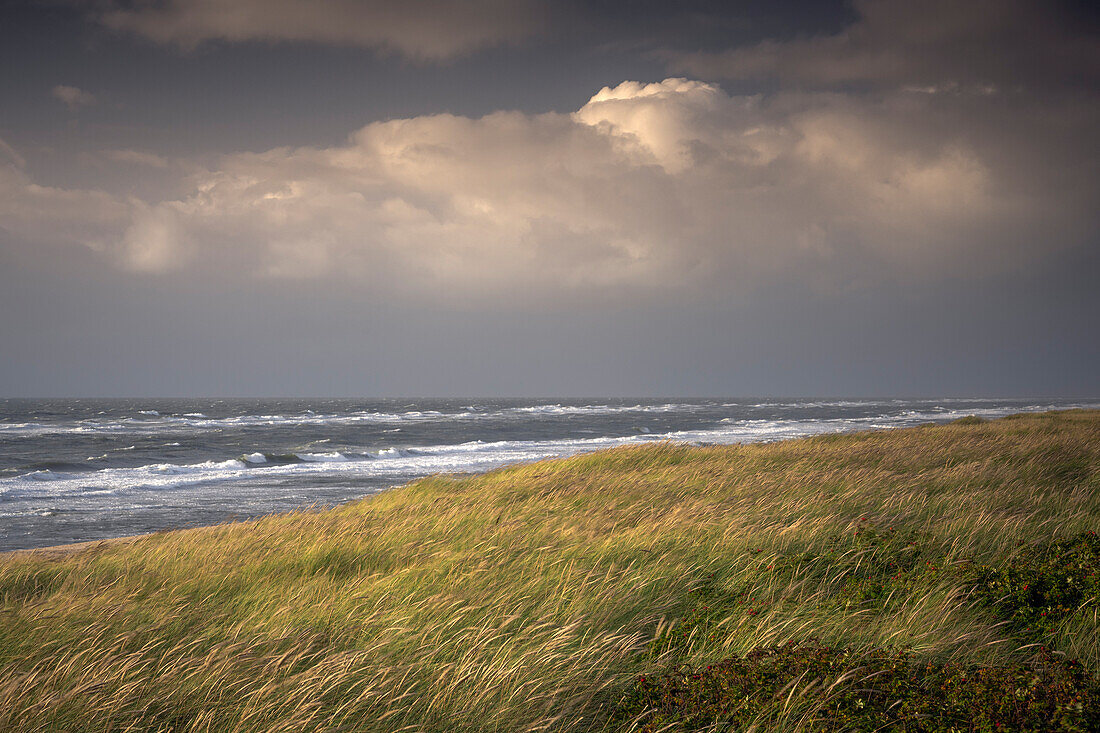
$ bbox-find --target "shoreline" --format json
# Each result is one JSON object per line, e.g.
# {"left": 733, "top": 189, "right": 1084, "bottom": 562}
{"left": 2, "top": 408, "right": 1097, "bottom": 731}
{"left": 1, "top": 408, "right": 1090, "bottom": 559}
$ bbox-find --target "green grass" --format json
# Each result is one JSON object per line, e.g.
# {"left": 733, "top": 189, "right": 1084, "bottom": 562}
{"left": 0, "top": 410, "right": 1098, "bottom": 731}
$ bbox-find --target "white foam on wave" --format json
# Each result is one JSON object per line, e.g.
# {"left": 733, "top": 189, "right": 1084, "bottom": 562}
{"left": 0, "top": 401, "right": 1093, "bottom": 520}
{"left": 296, "top": 452, "right": 348, "bottom": 462}
{"left": 0, "top": 401, "right": 739, "bottom": 438}
{"left": 27, "top": 470, "right": 65, "bottom": 481}
{"left": 741, "top": 399, "right": 925, "bottom": 410}
{"left": 375, "top": 447, "right": 421, "bottom": 458}
{"left": 511, "top": 403, "right": 687, "bottom": 416}
{"left": 0, "top": 422, "right": 47, "bottom": 434}
{"left": 149, "top": 459, "right": 246, "bottom": 476}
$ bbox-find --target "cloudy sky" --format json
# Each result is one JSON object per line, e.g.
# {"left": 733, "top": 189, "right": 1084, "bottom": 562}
{"left": 1, "top": 0, "right": 1097, "bottom": 397}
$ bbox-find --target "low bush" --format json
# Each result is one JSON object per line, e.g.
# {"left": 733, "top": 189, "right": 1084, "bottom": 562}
{"left": 613, "top": 641, "right": 1100, "bottom": 732}
{"left": 973, "top": 530, "right": 1100, "bottom": 638}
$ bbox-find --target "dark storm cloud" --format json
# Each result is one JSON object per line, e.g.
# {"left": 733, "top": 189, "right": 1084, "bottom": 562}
{"left": 86, "top": 0, "right": 851, "bottom": 60}
{"left": 92, "top": 0, "right": 547, "bottom": 60}
{"left": 0, "top": 0, "right": 1097, "bottom": 396}
{"left": 670, "top": 0, "right": 1100, "bottom": 90}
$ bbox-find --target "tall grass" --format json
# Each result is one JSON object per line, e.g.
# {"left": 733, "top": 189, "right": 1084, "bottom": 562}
{"left": 0, "top": 410, "right": 1097, "bottom": 731}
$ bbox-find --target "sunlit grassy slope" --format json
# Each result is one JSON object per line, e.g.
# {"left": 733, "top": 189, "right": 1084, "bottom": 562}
{"left": 1, "top": 410, "right": 1098, "bottom": 731}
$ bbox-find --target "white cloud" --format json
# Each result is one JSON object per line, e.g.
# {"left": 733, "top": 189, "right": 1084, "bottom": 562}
{"left": 573, "top": 79, "right": 731, "bottom": 174}
{"left": 51, "top": 85, "right": 97, "bottom": 110}
{"left": 3, "top": 80, "right": 1096, "bottom": 300}
{"left": 95, "top": 0, "right": 545, "bottom": 60}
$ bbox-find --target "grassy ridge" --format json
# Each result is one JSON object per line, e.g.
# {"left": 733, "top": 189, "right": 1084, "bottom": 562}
{"left": 0, "top": 410, "right": 1098, "bottom": 731}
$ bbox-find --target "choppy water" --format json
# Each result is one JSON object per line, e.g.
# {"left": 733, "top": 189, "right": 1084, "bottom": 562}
{"left": 0, "top": 398, "right": 1093, "bottom": 551}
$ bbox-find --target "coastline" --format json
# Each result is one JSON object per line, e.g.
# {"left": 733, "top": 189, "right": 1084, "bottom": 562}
{"left": 2, "top": 400, "right": 1093, "bottom": 556}
{"left": 0, "top": 407, "right": 1078, "bottom": 558}
{"left": 0, "top": 408, "right": 1086, "bottom": 559}
{"left": 2, "top": 409, "right": 1098, "bottom": 731}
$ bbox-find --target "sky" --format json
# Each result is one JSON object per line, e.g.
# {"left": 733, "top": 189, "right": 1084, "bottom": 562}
{"left": 1, "top": 0, "right": 1097, "bottom": 398}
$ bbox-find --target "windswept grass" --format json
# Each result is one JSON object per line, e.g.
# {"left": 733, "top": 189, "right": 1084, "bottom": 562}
{"left": 0, "top": 410, "right": 1098, "bottom": 731}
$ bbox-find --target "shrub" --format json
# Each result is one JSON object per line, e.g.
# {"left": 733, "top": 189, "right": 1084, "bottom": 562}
{"left": 972, "top": 530, "right": 1100, "bottom": 637}
{"left": 613, "top": 641, "right": 1100, "bottom": 732}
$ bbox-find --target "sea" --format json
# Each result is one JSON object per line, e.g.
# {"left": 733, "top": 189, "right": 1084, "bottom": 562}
{"left": 1, "top": 398, "right": 1094, "bottom": 552}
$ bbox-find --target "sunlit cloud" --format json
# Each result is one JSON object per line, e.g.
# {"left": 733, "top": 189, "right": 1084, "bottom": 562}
{"left": 5, "top": 74, "right": 1095, "bottom": 303}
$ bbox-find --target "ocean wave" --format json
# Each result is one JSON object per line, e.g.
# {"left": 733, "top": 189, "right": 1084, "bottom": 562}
{"left": 509, "top": 403, "right": 689, "bottom": 416}
{"left": 296, "top": 452, "right": 348, "bottom": 463}
{"left": 0, "top": 402, "right": 732, "bottom": 438}
{"left": 2, "top": 403, "right": 1075, "bottom": 507}
{"left": 3, "top": 399, "right": 1090, "bottom": 440}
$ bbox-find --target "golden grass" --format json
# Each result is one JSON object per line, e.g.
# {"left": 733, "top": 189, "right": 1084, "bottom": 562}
{"left": 1, "top": 410, "right": 1097, "bottom": 731}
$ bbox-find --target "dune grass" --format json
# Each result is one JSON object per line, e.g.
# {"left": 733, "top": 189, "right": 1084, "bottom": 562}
{"left": 0, "top": 410, "right": 1098, "bottom": 731}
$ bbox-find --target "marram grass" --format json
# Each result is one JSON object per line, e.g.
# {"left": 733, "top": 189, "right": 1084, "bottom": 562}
{"left": 1, "top": 410, "right": 1098, "bottom": 731}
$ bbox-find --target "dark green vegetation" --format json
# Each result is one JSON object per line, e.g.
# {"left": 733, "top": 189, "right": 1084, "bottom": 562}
{"left": 616, "top": 642, "right": 1097, "bottom": 732}
{"left": 1, "top": 410, "right": 1098, "bottom": 731}
{"left": 974, "top": 531, "right": 1100, "bottom": 639}
{"left": 622, "top": 527, "right": 1100, "bottom": 731}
